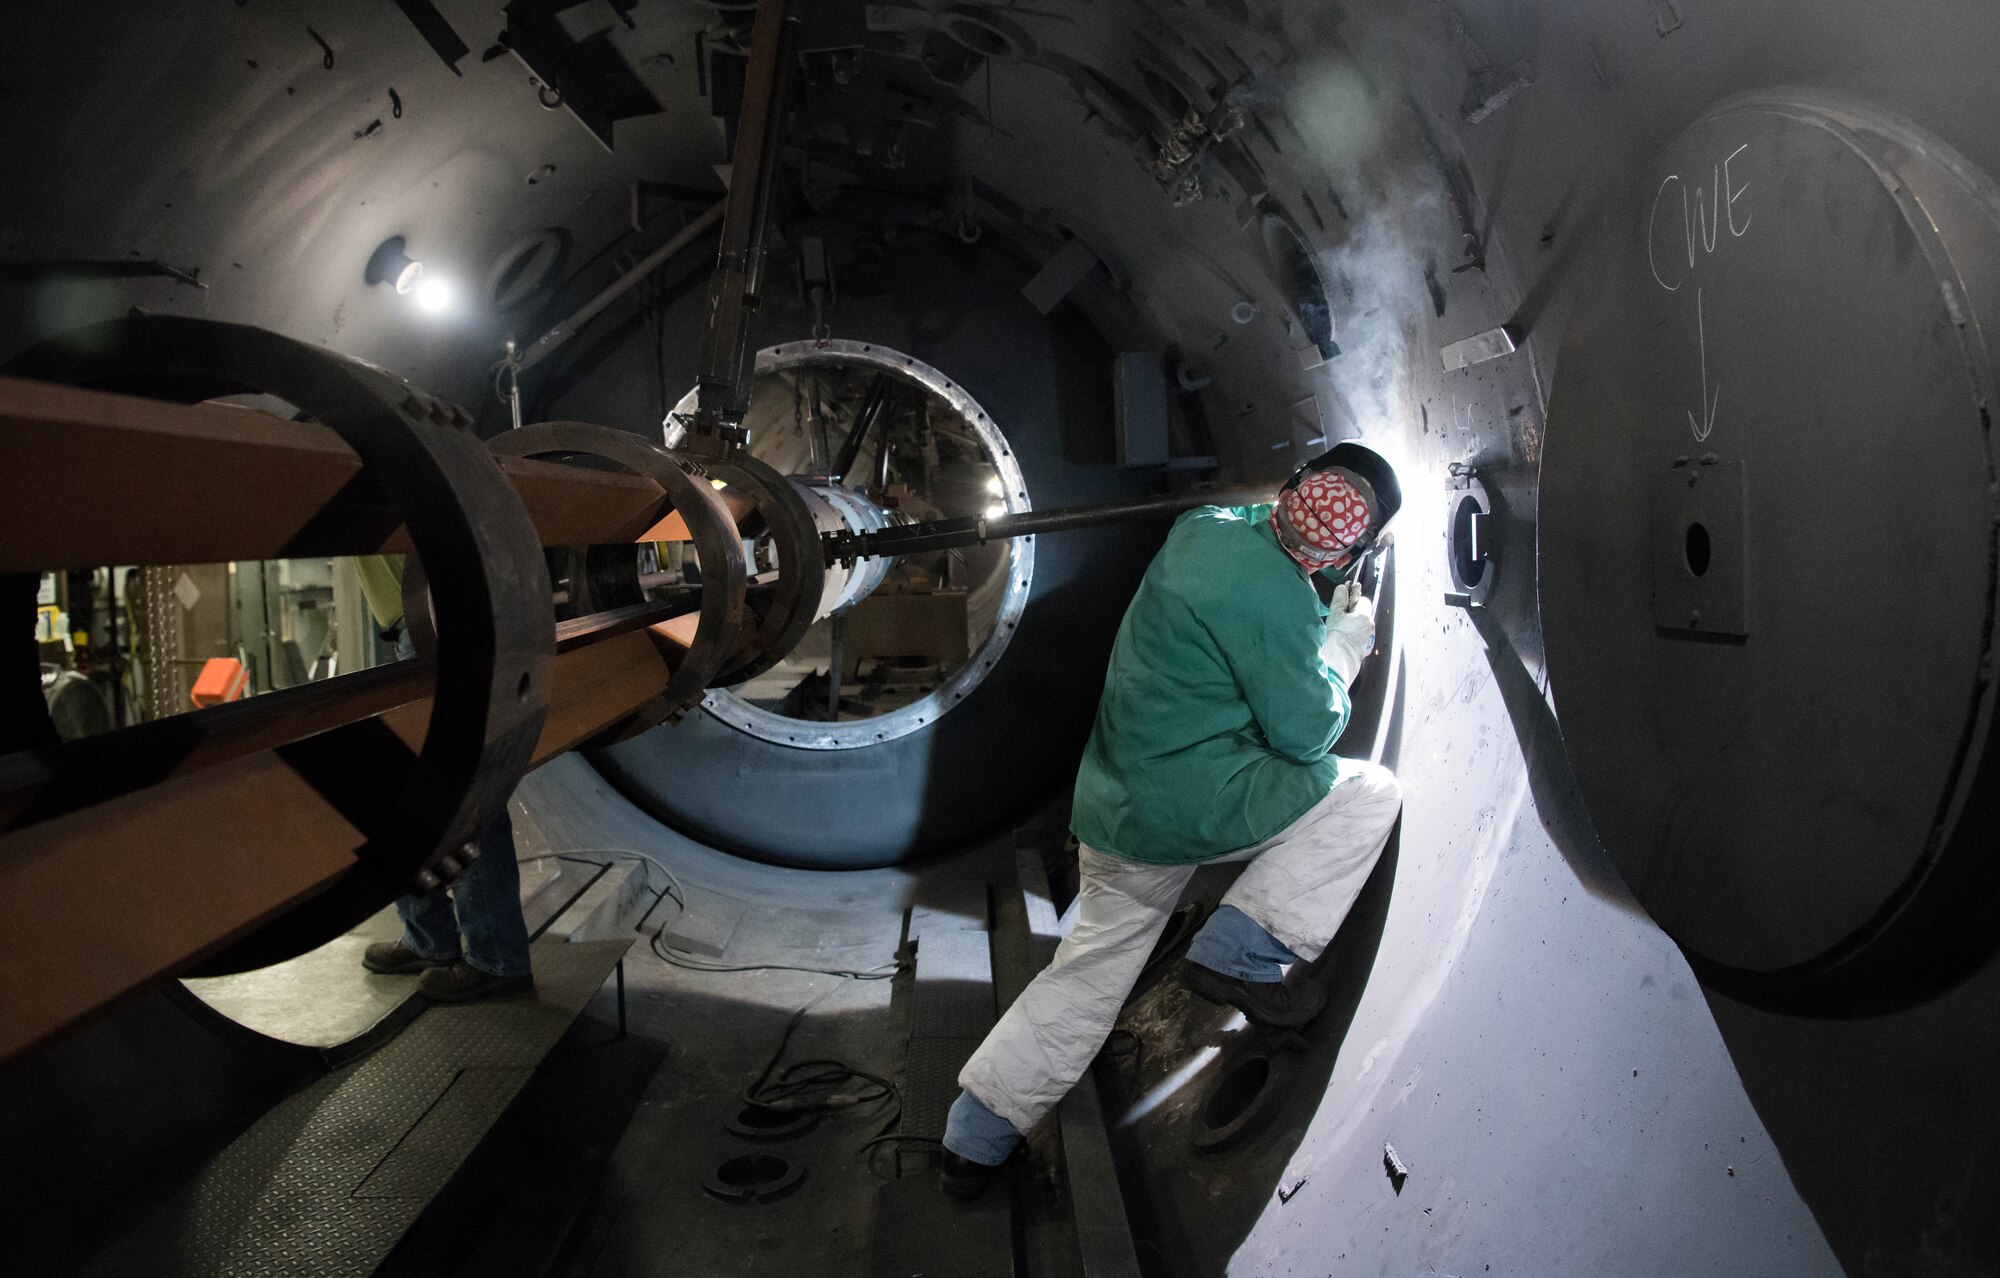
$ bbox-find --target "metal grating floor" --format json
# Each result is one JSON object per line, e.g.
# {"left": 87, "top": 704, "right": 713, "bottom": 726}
{"left": 869, "top": 896, "right": 1010, "bottom": 1278}
{"left": 897, "top": 928, "right": 996, "bottom": 1141}
{"left": 83, "top": 937, "right": 630, "bottom": 1278}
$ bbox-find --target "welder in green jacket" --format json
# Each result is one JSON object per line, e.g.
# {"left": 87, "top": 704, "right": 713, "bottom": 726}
{"left": 942, "top": 443, "right": 1405, "bottom": 1199}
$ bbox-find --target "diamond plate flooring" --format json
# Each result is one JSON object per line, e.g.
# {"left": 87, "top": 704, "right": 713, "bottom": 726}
{"left": 82, "top": 937, "right": 630, "bottom": 1278}
{"left": 868, "top": 894, "right": 1011, "bottom": 1277}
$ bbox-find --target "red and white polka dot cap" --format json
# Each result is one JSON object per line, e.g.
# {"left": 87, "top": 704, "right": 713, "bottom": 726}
{"left": 1271, "top": 469, "right": 1373, "bottom": 570}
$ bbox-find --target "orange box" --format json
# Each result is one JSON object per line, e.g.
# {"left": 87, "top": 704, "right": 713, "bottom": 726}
{"left": 190, "top": 657, "right": 248, "bottom": 707}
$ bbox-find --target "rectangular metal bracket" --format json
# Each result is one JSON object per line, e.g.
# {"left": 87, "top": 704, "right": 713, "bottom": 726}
{"left": 1652, "top": 459, "right": 1752, "bottom": 637}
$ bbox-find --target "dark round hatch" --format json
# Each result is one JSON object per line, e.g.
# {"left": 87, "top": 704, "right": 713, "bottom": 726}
{"left": 1538, "top": 90, "right": 2000, "bottom": 1010}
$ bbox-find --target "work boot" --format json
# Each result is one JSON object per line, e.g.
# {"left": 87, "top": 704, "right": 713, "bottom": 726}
{"left": 417, "top": 960, "right": 534, "bottom": 1003}
{"left": 940, "top": 1147, "right": 1018, "bottom": 1203}
{"left": 1177, "top": 959, "right": 1326, "bottom": 1028}
{"left": 361, "top": 941, "right": 454, "bottom": 975}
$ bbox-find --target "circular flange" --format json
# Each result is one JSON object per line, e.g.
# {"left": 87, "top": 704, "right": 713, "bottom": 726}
{"left": 723, "top": 1103, "right": 820, "bottom": 1142}
{"left": 940, "top": 6, "right": 1038, "bottom": 61}
{"left": 666, "top": 340, "right": 1034, "bottom": 751}
{"left": 482, "top": 229, "right": 568, "bottom": 312}
{"left": 701, "top": 1153, "right": 807, "bottom": 1203}
{"left": 1539, "top": 90, "right": 2000, "bottom": 1010}
{"left": 688, "top": 450, "right": 827, "bottom": 689}
{"left": 1192, "top": 1045, "right": 1297, "bottom": 1154}
{"left": 487, "top": 422, "right": 749, "bottom": 736}
{"left": 1445, "top": 475, "right": 1493, "bottom": 608}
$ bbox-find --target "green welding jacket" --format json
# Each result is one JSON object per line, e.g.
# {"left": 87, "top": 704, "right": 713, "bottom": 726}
{"left": 1070, "top": 503, "right": 1350, "bottom": 864}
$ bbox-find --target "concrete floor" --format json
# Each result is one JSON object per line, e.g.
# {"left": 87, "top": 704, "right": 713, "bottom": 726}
{"left": 503, "top": 754, "right": 1008, "bottom": 1278}
{"left": 158, "top": 755, "right": 1008, "bottom": 1278}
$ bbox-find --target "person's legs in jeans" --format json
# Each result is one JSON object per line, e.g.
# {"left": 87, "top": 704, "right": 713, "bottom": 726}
{"left": 449, "top": 810, "right": 532, "bottom": 978}
{"left": 395, "top": 880, "right": 462, "bottom": 963}
{"left": 382, "top": 622, "right": 531, "bottom": 980}
{"left": 391, "top": 810, "right": 531, "bottom": 978}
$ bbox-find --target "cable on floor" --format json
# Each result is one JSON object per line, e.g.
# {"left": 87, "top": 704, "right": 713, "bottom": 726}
{"left": 642, "top": 873, "right": 902, "bottom": 980}
{"left": 732, "top": 983, "right": 934, "bottom": 1181}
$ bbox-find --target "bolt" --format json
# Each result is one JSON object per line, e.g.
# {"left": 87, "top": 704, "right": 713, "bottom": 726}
{"left": 1689, "top": 610, "right": 1702, "bottom": 627}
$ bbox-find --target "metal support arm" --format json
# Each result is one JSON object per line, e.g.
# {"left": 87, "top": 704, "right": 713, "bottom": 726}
{"left": 688, "top": 0, "right": 799, "bottom": 457}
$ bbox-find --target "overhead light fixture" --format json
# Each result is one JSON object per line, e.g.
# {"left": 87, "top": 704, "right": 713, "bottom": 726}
{"left": 364, "top": 235, "right": 425, "bottom": 295}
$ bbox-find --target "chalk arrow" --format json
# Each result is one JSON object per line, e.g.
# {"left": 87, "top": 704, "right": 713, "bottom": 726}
{"left": 1687, "top": 287, "right": 1721, "bottom": 442}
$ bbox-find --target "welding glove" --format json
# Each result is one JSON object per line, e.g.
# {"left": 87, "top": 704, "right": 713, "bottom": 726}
{"left": 1321, "top": 582, "right": 1376, "bottom": 688}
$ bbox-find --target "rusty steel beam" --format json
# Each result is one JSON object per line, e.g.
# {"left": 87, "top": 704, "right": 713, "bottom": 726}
{"left": 0, "top": 737, "right": 381, "bottom": 1063}
{"left": 0, "top": 375, "right": 672, "bottom": 572}
{"left": 487, "top": 453, "right": 669, "bottom": 549}
{"left": 0, "top": 624, "right": 676, "bottom": 1062}
{"left": 0, "top": 657, "right": 438, "bottom": 832}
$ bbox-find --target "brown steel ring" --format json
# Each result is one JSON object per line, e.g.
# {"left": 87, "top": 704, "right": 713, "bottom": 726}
{"left": 699, "top": 452, "right": 827, "bottom": 687}
{"left": 488, "top": 422, "right": 749, "bottom": 734}
{"left": 4, "top": 315, "right": 554, "bottom": 972}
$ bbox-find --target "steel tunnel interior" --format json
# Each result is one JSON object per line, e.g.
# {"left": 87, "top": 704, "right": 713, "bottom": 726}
{"left": 2, "top": 2, "right": 1998, "bottom": 1276}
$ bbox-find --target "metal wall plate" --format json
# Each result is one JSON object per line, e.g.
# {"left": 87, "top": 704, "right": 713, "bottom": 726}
{"left": 1651, "top": 461, "right": 1752, "bottom": 636}
{"left": 1539, "top": 88, "right": 2000, "bottom": 1007}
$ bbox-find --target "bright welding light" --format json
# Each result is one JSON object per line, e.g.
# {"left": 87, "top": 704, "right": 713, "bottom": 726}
{"left": 984, "top": 503, "right": 1007, "bottom": 521}
{"left": 412, "top": 275, "right": 454, "bottom": 315}
{"left": 1114, "top": 1011, "right": 1246, "bottom": 1128}
{"left": 985, "top": 475, "right": 1004, "bottom": 496}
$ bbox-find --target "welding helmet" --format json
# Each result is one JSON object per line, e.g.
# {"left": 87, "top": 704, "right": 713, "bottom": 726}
{"left": 1271, "top": 441, "right": 1401, "bottom": 577}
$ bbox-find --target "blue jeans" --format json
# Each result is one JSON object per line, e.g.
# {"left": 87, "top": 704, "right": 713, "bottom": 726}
{"left": 1184, "top": 904, "right": 1299, "bottom": 982}
{"left": 388, "top": 624, "right": 532, "bottom": 978}
{"left": 396, "top": 810, "right": 534, "bottom": 978}
{"left": 944, "top": 1090, "right": 1023, "bottom": 1166}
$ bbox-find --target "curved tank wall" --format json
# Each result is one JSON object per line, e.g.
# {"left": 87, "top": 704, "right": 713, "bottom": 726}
{"left": 0, "top": 1, "right": 1996, "bottom": 1274}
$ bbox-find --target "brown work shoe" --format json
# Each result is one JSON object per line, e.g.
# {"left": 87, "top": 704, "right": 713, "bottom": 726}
{"left": 1177, "top": 959, "right": 1326, "bottom": 1028}
{"left": 417, "top": 960, "right": 535, "bottom": 1003}
{"left": 361, "top": 941, "right": 454, "bottom": 975}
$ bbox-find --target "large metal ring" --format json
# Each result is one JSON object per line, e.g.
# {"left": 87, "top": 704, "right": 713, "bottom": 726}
{"left": 695, "top": 452, "right": 828, "bottom": 687}
{"left": 667, "top": 339, "right": 1034, "bottom": 750}
{"left": 488, "top": 423, "right": 749, "bottom": 733}
{"left": 4, "top": 316, "right": 553, "bottom": 971}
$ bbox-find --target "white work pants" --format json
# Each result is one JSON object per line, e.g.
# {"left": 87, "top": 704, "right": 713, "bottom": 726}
{"left": 958, "top": 760, "right": 1402, "bottom": 1135}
